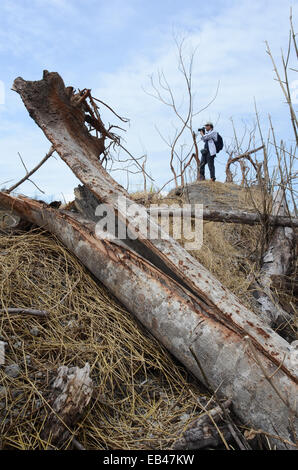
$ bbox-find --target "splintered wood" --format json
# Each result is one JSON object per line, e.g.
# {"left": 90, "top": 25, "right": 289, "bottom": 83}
{"left": 41, "top": 363, "right": 92, "bottom": 447}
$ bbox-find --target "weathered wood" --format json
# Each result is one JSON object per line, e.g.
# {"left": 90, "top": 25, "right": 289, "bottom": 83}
{"left": 41, "top": 362, "right": 92, "bottom": 447}
{"left": 252, "top": 190, "right": 296, "bottom": 326}
{"left": 261, "top": 190, "right": 295, "bottom": 278}
{"left": 173, "top": 400, "right": 232, "bottom": 450}
{"left": 0, "top": 191, "right": 297, "bottom": 450}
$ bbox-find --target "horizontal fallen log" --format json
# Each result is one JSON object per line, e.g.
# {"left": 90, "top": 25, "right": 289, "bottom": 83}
{"left": 147, "top": 206, "right": 298, "bottom": 227}
{"left": 0, "top": 191, "right": 297, "bottom": 450}
{"left": 11, "top": 71, "right": 296, "bottom": 366}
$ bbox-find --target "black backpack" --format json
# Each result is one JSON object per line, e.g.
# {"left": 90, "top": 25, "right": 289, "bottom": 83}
{"left": 215, "top": 133, "right": 223, "bottom": 153}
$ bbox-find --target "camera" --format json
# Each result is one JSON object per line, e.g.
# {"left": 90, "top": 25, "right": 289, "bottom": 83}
{"left": 198, "top": 127, "right": 206, "bottom": 134}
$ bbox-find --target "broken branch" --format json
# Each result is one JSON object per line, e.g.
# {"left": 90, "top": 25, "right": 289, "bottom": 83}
{"left": 7, "top": 146, "right": 55, "bottom": 194}
{"left": 1, "top": 308, "right": 48, "bottom": 317}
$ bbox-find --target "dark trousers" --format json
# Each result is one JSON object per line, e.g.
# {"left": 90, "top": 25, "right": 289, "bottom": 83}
{"left": 199, "top": 150, "right": 216, "bottom": 180}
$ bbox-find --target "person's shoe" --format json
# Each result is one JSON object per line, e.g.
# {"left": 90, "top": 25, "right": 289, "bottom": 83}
{"left": 211, "top": 178, "right": 216, "bottom": 182}
{"left": 198, "top": 175, "right": 205, "bottom": 181}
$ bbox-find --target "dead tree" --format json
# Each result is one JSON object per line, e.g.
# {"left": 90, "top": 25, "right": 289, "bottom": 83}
{"left": 266, "top": 8, "right": 298, "bottom": 146}
{"left": 252, "top": 189, "right": 296, "bottom": 327}
{"left": 145, "top": 36, "right": 219, "bottom": 188}
{"left": 2, "top": 68, "right": 298, "bottom": 449}
{"left": 1, "top": 190, "right": 298, "bottom": 450}
{"left": 225, "top": 145, "right": 265, "bottom": 184}
{"left": 3, "top": 70, "right": 298, "bottom": 449}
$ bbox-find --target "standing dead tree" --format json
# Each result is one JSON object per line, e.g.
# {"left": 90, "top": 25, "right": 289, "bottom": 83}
{"left": 252, "top": 188, "right": 296, "bottom": 328}
{"left": 225, "top": 145, "right": 264, "bottom": 184}
{"left": 220, "top": 11, "right": 298, "bottom": 334}
{"left": 145, "top": 36, "right": 219, "bottom": 188}
{"left": 225, "top": 118, "right": 261, "bottom": 185}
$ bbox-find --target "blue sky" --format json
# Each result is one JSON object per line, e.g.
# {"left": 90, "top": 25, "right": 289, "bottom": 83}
{"left": 0, "top": 0, "right": 297, "bottom": 200}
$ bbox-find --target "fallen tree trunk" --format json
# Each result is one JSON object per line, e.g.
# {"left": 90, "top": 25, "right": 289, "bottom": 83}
{"left": 252, "top": 190, "right": 296, "bottom": 327}
{"left": 74, "top": 184, "right": 296, "bottom": 333}
{"left": 0, "top": 191, "right": 297, "bottom": 450}
{"left": 147, "top": 206, "right": 298, "bottom": 228}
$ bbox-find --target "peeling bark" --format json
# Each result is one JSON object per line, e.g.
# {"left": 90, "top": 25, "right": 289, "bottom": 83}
{"left": 0, "top": 191, "right": 297, "bottom": 450}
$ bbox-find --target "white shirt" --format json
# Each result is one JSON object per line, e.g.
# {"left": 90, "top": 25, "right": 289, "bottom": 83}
{"left": 201, "top": 130, "right": 218, "bottom": 156}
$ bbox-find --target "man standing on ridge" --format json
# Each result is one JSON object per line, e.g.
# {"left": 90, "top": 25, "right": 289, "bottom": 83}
{"left": 199, "top": 122, "right": 218, "bottom": 181}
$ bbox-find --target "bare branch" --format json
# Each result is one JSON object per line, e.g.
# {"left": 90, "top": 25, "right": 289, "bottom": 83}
{"left": 7, "top": 146, "right": 55, "bottom": 193}
{"left": 1, "top": 308, "right": 48, "bottom": 317}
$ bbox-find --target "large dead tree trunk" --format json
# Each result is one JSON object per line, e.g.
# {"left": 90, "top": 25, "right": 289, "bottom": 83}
{"left": 74, "top": 183, "right": 296, "bottom": 331}
{"left": 252, "top": 190, "right": 296, "bottom": 327}
{"left": 0, "top": 191, "right": 297, "bottom": 450}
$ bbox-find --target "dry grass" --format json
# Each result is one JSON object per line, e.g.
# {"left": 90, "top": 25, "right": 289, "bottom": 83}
{"left": 189, "top": 221, "right": 262, "bottom": 309}
{"left": 0, "top": 229, "right": 209, "bottom": 450}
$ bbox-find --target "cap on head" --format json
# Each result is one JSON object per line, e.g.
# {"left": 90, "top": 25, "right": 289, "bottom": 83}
{"left": 205, "top": 122, "right": 213, "bottom": 128}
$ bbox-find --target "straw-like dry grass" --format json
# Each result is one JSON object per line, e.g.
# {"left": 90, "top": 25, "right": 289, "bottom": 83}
{"left": 0, "top": 183, "right": 295, "bottom": 450}
{"left": 0, "top": 228, "right": 209, "bottom": 450}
